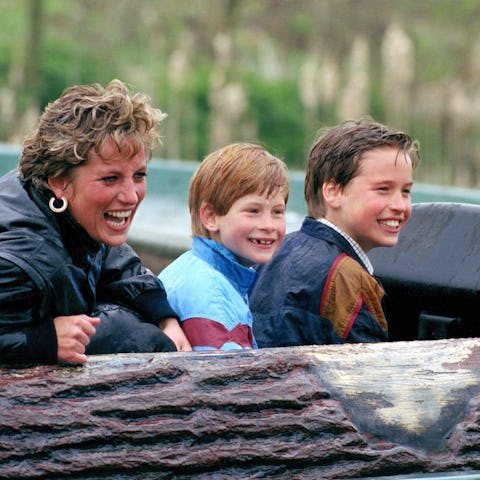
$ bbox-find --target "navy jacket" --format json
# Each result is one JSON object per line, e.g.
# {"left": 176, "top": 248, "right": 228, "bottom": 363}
{"left": 0, "top": 169, "right": 177, "bottom": 365}
{"left": 250, "top": 217, "right": 388, "bottom": 348}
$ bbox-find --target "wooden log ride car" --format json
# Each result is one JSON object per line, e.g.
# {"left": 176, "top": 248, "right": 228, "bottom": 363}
{"left": 1, "top": 339, "right": 480, "bottom": 479}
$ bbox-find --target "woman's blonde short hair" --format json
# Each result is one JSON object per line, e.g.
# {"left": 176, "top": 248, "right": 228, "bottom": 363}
{"left": 189, "top": 143, "right": 289, "bottom": 238}
{"left": 20, "top": 79, "right": 166, "bottom": 190}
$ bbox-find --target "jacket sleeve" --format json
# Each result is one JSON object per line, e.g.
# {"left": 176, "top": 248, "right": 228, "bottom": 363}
{"left": 96, "top": 244, "right": 179, "bottom": 325}
{"left": 0, "top": 257, "right": 58, "bottom": 365}
{"left": 320, "top": 255, "right": 388, "bottom": 342}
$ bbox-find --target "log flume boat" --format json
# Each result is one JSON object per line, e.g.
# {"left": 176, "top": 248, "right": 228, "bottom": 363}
{"left": 1, "top": 202, "right": 479, "bottom": 480}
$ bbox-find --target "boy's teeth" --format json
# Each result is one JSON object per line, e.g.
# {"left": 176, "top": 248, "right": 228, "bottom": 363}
{"left": 382, "top": 220, "right": 399, "bottom": 227}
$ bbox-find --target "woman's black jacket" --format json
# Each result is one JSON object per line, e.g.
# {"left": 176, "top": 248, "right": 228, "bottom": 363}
{"left": 0, "top": 169, "right": 178, "bottom": 365}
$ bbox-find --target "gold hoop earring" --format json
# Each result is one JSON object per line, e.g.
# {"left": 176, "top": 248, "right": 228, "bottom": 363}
{"left": 49, "top": 196, "right": 68, "bottom": 213}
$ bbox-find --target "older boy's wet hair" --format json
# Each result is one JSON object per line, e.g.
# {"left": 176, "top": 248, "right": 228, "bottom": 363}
{"left": 304, "top": 118, "right": 420, "bottom": 218}
{"left": 20, "top": 79, "right": 166, "bottom": 190}
{"left": 189, "top": 142, "right": 289, "bottom": 238}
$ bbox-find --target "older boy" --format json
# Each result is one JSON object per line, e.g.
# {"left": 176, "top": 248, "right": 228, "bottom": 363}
{"left": 159, "top": 143, "right": 289, "bottom": 350}
{"left": 250, "top": 118, "right": 420, "bottom": 347}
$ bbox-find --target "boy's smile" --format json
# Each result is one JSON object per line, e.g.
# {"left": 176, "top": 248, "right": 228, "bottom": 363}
{"left": 324, "top": 146, "right": 413, "bottom": 253}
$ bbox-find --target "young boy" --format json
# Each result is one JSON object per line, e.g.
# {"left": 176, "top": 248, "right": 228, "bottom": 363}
{"left": 159, "top": 143, "right": 289, "bottom": 351}
{"left": 250, "top": 118, "right": 420, "bottom": 347}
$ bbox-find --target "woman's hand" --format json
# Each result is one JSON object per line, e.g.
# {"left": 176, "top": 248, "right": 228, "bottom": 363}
{"left": 54, "top": 314, "right": 101, "bottom": 364}
{"left": 160, "top": 317, "right": 192, "bottom": 352}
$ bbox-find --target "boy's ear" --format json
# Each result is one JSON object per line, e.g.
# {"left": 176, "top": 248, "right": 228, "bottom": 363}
{"left": 199, "top": 202, "right": 220, "bottom": 233}
{"left": 322, "top": 180, "right": 342, "bottom": 209}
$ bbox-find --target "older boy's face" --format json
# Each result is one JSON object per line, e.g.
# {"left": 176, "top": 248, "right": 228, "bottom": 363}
{"left": 325, "top": 146, "right": 413, "bottom": 252}
{"left": 209, "top": 189, "right": 287, "bottom": 264}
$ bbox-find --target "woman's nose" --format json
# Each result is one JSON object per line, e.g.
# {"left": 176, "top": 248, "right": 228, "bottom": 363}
{"left": 118, "top": 180, "right": 139, "bottom": 204}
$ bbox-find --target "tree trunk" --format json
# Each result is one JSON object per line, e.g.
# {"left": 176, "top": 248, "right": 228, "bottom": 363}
{"left": 1, "top": 338, "right": 479, "bottom": 479}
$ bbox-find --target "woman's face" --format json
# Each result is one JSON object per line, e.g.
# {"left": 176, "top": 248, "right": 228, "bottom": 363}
{"left": 49, "top": 138, "right": 147, "bottom": 246}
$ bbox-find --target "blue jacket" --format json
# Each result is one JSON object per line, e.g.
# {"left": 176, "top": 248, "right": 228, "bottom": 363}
{"left": 159, "top": 236, "right": 258, "bottom": 351}
{"left": 250, "top": 217, "right": 388, "bottom": 348}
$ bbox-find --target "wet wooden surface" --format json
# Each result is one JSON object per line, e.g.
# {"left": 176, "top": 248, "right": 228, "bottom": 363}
{"left": 1, "top": 338, "right": 479, "bottom": 479}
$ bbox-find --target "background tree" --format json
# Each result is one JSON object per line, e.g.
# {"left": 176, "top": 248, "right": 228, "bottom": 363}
{"left": 2, "top": 0, "right": 480, "bottom": 186}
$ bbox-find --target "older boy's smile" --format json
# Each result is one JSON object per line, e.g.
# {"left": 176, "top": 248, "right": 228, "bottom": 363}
{"left": 378, "top": 218, "right": 403, "bottom": 231}
{"left": 380, "top": 219, "right": 400, "bottom": 228}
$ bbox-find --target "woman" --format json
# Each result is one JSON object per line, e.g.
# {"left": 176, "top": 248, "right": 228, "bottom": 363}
{"left": 0, "top": 79, "right": 191, "bottom": 366}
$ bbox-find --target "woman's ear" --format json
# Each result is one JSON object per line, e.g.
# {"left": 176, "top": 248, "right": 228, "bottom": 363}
{"left": 199, "top": 202, "right": 220, "bottom": 233}
{"left": 322, "top": 180, "right": 342, "bottom": 209}
{"left": 47, "top": 177, "right": 68, "bottom": 198}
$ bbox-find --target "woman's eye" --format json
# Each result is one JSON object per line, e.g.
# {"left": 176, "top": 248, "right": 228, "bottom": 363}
{"left": 102, "top": 176, "right": 118, "bottom": 183}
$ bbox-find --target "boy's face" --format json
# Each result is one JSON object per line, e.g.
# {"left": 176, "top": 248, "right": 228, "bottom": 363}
{"left": 324, "top": 146, "right": 413, "bottom": 253}
{"left": 208, "top": 189, "right": 287, "bottom": 264}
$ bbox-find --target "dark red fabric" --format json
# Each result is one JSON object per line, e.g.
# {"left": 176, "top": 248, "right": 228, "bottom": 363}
{"left": 182, "top": 317, "right": 254, "bottom": 349}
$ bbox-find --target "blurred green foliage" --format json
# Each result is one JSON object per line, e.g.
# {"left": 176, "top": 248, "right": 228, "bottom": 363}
{"left": 2, "top": 0, "right": 480, "bottom": 186}
{"left": 247, "top": 75, "right": 306, "bottom": 168}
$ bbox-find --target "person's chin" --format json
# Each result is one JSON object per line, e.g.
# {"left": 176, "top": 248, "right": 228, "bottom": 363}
{"left": 249, "top": 252, "right": 275, "bottom": 265}
{"left": 378, "top": 237, "right": 399, "bottom": 248}
{"left": 102, "top": 233, "right": 128, "bottom": 247}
